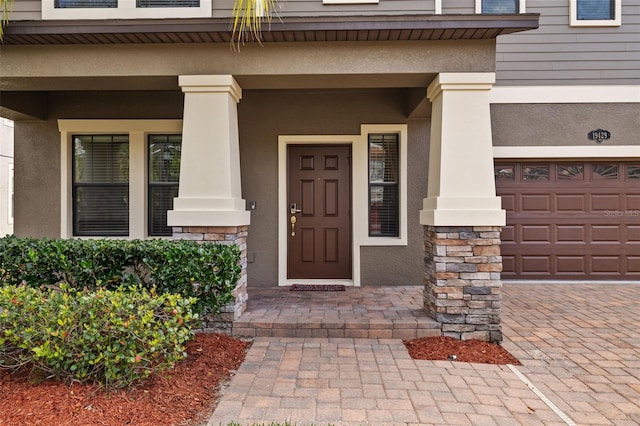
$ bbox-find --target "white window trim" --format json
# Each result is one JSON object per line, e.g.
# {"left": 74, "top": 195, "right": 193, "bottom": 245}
{"left": 475, "top": 0, "right": 526, "bottom": 14}
{"left": 7, "top": 163, "right": 13, "bottom": 226}
{"left": 494, "top": 145, "right": 640, "bottom": 159}
{"left": 43, "top": 0, "right": 212, "bottom": 19}
{"left": 59, "top": 119, "right": 183, "bottom": 239}
{"left": 277, "top": 124, "right": 407, "bottom": 287}
{"left": 569, "top": 0, "right": 621, "bottom": 27}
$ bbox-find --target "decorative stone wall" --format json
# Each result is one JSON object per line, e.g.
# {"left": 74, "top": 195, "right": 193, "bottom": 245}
{"left": 172, "top": 225, "right": 249, "bottom": 334}
{"left": 423, "top": 226, "right": 503, "bottom": 343}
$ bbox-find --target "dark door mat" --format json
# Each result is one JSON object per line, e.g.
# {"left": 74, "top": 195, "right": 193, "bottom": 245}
{"left": 290, "top": 284, "right": 346, "bottom": 291}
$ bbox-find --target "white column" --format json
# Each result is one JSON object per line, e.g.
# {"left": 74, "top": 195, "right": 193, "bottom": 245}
{"left": 168, "top": 75, "right": 250, "bottom": 227}
{"left": 419, "top": 73, "right": 505, "bottom": 226}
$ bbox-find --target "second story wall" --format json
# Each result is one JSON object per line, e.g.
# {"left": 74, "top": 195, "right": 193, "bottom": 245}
{"left": 495, "top": 0, "right": 640, "bottom": 86}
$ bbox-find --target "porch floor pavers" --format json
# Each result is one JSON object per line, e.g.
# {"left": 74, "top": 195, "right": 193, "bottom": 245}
{"left": 231, "top": 286, "right": 441, "bottom": 339}
{"left": 208, "top": 283, "right": 640, "bottom": 426}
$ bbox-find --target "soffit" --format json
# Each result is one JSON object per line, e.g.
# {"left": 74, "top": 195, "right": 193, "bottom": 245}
{"left": 2, "top": 14, "right": 539, "bottom": 45}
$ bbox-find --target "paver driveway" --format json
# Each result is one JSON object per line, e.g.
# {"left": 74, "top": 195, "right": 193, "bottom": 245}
{"left": 209, "top": 283, "right": 640, "bottom": 425}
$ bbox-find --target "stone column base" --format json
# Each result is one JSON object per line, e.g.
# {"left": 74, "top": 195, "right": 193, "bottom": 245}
{"left": 423, "top": 226, "right": 503, "bottom": 343}
{"left": 173, "top": 225, "right": 248, "bottom": 332}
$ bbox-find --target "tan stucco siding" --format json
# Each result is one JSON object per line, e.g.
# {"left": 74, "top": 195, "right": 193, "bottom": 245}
{"left": 239, "top": 89, "right": 428, "bottom": 287}
{"left": 491, "top": 103, "right": 640, "bottom": 147}
{"left": 14, "top": 120, "right": 60, "bottom": 238}
{"left": 0, "top": 40, "right": 496, "bottom": 92}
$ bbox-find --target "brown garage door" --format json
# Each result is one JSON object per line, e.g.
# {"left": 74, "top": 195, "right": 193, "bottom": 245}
{"left": 495, "top": 161, "right": 640, "bottom": 280}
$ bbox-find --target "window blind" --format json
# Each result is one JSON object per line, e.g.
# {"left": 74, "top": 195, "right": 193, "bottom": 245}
{"left": 137, "top": 0, "right": 199, "bottom": 7}
{"left": 148, "top": 135, "right": 181, "bottom": 236}
{"left": 482, "top": 0, "right": 518, "bottom": 14}
{"left": 73, "top": 135, "right": 129, "bottom": 236}
{"left": 55, "top": 0, "right": 117, "bottom": 8}
{"left": 577, "top": 0, "right": 614, "bottom": 20}
{"left": 368, "top": 134, "right": 399, "bottom": 237}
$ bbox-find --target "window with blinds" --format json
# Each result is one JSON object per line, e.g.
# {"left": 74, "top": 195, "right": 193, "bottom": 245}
{"left": 368, "top": 134, "right": 399, "bottom": 237}
{"left": 54, "top": 0, "right": 117, "bottom": 8}
{"left": 148, "top": 135, "right": 181, "bottom": 236}
{"left": 73, "top": 135, "right": 129, "bottom": 236}
{"left": 482, "top": 0, "right": 519, "bottom": 13}
{"left": 137, "top": 0, "right": 199, "bottom": 6}
{"left": 577, "top": 0, "right": 614, "bottom": 20}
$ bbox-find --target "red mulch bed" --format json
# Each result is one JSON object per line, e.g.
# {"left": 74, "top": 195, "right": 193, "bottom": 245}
{"left": 404, "top": 336, "right": 521, "bottom": 365}
{"left": 0, "top": 333, "right": 249, "bottom": 426}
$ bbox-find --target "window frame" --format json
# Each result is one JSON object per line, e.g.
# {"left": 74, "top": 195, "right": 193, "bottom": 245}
{"left": 475, "top": 0, "right": 526, "bottom": 14}
{"left": 43, "top": 0, "right": 211, "bottom": 19}
{"left": 367, "top": 133, "right": 400, "bottom": 238}
{"left": 72, "top": 134, "right": 131, "bottom": 237}
{"left": 569, "top": 0, "right": 621, "bottom": 27}
{"left": 147, "top": 134, "right": 182, "bottom": 237}
{"left": 59, "top": 120, "right": 183, "bottom": 239}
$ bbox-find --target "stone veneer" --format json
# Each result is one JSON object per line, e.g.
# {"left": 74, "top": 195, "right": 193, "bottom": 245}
{"left": 172, "top": 225, "right": 248, "bottom": 334}
{"left": 423, "top": 226, "right": 503, "bottom": 343}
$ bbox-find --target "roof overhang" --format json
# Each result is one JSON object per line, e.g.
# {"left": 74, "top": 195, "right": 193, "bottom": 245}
{"left": 2, "top": 14, "right": 539, "bottom": 45}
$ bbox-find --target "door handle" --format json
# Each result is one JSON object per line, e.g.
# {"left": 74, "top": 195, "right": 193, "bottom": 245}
{"left": 290, "top": 203, "right": 302, "bottom": 215}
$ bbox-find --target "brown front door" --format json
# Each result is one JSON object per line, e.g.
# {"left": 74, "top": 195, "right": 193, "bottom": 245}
{"left": 287, "top": 145, "right": 352, "bottom": 279}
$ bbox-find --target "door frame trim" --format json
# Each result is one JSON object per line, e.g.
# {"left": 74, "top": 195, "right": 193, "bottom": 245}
{"left": 279, "top": 136, "right": 358, "bottom": 287}
{"left": 278, "top": 125, "right": 408, "bottom": 287}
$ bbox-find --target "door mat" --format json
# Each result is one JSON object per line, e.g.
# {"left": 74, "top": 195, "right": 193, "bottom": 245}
{"left": 290, "top": 284, "right": 346, "bottom": 291}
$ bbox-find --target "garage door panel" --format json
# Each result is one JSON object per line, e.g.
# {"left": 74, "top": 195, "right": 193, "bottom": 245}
{"left": 497, "top": 161, "right": 639, "bottom": 280}
{"left": 626, "top": 195, "right": 640, "bottom": 211}
{"left": 502, "top": 255, "right": 515, "bottom": 274}
{"left": 591, "top": 194, "right": 621, "bottom": 211}
{"left": 590, "top": 256, "right": 620, "bottom": 273}
{"left": 521, "top": 225, "right": 550, "bottom": 243}
{"left": 521, "top": 195, "right": 550, "bottom": 212}
{"left": 555, "top": 256, "right": 586, "bottom": 273}
{"left": 500, "top": 194, "right": 516, "bottom": 212}
{"left": 556, "top": 194, "right": 586, "bottom": 212}
{"left": 521, "top": 256, "right": 550, "bottom": 274}
{"left": 501, "top": 226, "right": 515, "bottom": 242}
{"left": 591, "top": 225, "right": 620, "bottom": 242}
{"left": 626, "top": 256, "right": 640, "bottom": 273}
{"left": 626, "top": 226, "right": 640, "bottom": 242}
{"left": 556, "top": 225, "right": 585, "bottom": 242}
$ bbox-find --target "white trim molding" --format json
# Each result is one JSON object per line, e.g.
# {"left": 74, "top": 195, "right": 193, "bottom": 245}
{"left": 42, "top": 0, "right": 212, "bottom": 20}
{"left": 58, "top": 119, "right": 183, "bottom": 239}
{"left": 277, "top": 124, "right": 408, "bottom": 287}
{"left": 490, "top": 86, "right": 640, "bottom": 104}
{"left": 569, "top": 0, "right": 621, "bottom": 27}
{"left": 494, "top": 145, "right": 640, "bottom": 159}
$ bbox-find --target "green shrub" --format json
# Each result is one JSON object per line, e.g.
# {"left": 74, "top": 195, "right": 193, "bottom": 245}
{"left": 0, "top": 236, "right": 241, "bottom": 315}
{"left": 0, "top": 284, "right": 197, "bottom": 389}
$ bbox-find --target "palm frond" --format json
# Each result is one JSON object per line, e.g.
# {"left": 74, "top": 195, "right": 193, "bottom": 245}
{"left": 231, "top": 0, "right": 279, "bottom": 50}
{"left": 0, "top": 0, "right": 14, "bottom": 41}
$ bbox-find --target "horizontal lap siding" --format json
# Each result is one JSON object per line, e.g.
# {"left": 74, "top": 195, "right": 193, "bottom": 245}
{"left": 9, "top": 0, "right": 438, "bottom": 20}
{"left": 213, "top": 0, "right": 435, "bottom": 17}
{"left": 495, "top": 0, "right": 640, "bottom": 85}
{"left": 7, "top": 0, "right": 41, "bottom": 20}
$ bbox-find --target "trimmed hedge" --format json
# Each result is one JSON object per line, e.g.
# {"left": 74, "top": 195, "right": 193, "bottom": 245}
{"left": 0, "top": 284, "right": 197, "bottom": 389}
{"left": 0, "top": 236, "right": 241, "bottom": 316}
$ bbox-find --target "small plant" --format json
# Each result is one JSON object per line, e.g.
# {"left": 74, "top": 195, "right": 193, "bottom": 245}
{"left": 0, "top": 284, "right": 197, "bottom": 389}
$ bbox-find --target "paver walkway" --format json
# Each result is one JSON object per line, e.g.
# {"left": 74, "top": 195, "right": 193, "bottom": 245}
{"left": 208, "top": 283, "right": 640, "bottom": 425}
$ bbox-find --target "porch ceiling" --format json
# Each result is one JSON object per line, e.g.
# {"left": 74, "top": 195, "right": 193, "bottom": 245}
{"left": 2, "top": 14, "right": 539, "bottom": 45}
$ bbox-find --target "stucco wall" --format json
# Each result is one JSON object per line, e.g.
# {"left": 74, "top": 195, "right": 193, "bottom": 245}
{"left": 491, "top": 103, "right": 640, "bottom": 147}
{"left": 14, "top": 120, "right": 60, "bottom": 237}
{"left": 239, "top": 89, "right": 429, "bottom": 287}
